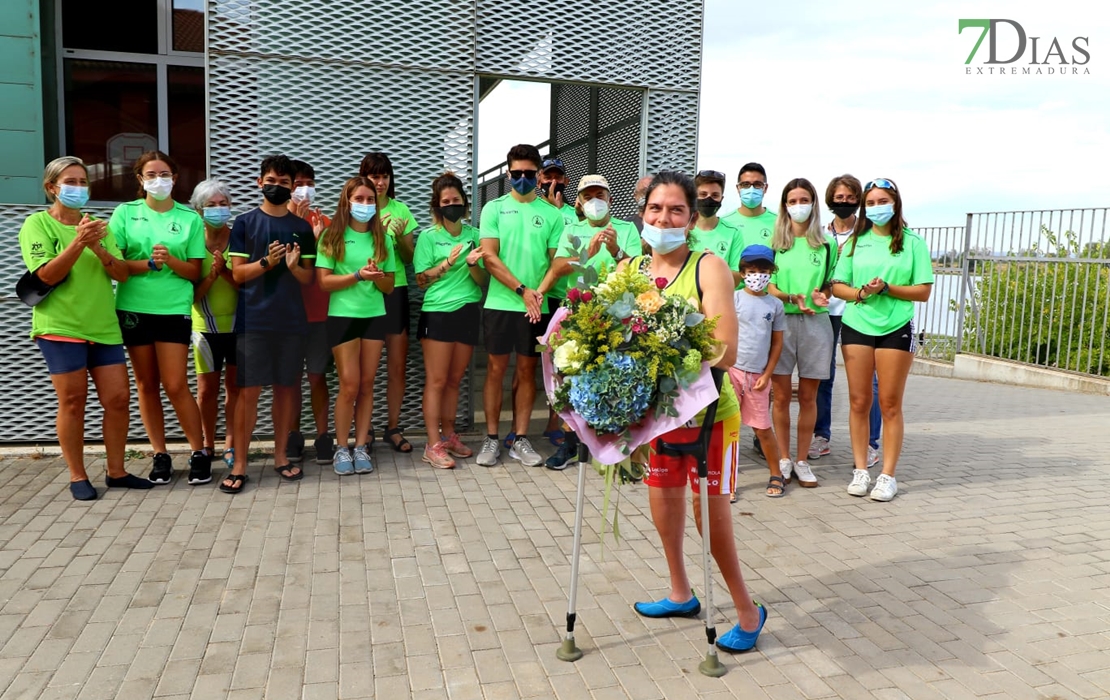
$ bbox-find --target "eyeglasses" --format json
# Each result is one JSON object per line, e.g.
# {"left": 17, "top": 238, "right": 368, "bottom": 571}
{"left": 509, "top": 169, "right": 538, "bottom": 180}
{"left": 864, "top": 178, "right": 897, "bottom": 191}
{"left": 737, "top": 181, "right": 766, "bottom": 189}
{"left": 697, "top": 169, "right": 726, "bottom": 181}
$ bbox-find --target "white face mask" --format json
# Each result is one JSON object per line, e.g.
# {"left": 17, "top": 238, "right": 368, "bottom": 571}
{"left": 582, "top": 197, "right": 609, "bottom": 222}
{"left": 641, "top": 221, "right": 688, "bottom": 255}
{"left": 292, "top": 185, "right": 316, "bottom": 205}
{"left": 787, "top": 203, "right": 813, "bottom": 223}
{"left": 143, "top": 176, "right": 174, "bottom": 201}
{"left": 744, "top": 271, "right": 771, "bottom": 292}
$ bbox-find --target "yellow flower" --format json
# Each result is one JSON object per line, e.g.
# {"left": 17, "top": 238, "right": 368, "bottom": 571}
{"left": 636, "top": 290, "right": 665, "bottom": 314}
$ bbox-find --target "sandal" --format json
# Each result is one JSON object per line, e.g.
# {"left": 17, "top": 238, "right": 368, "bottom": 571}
{"left": 765, "top": 474, "right": 786, "bottom": 498}
{"left": 274, "top": 463, "right": 304, "bottom": 481}
{"left": 219, "top": 472, "right": 249, "bottom": 494}
{"left": 542, "top": 429, "right": 566, "bottom": 447}
{"left": 503, "top": 432, "right": 517, "bottom": 449}
{"left": 384, "top": 427, "right": 413, "bottom": 453}
{"left": 222, "top": 447, "right": 235, "bottom": 468}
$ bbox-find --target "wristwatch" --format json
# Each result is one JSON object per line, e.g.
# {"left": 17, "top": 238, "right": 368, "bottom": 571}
{"left": 147, "top": 258, "right": 159, "bottom": 272}
{"left": 514, "top": 284, "right": 526, "bottom": 296}
{"left": 259, "top": 257, "right": 270, "bottom": 269}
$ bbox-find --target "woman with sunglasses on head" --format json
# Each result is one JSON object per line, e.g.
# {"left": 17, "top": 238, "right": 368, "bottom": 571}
{"left": 360, "top": 153, "right": 417, "bottom": 455}
{"left": 316, "top": 177, "right": 396, "bottom": 476}
{"left": 830, "top": 178, "right": 933, "bottom": 502}
{"left": 764, "top": 178, "right": 837, "bottom": 489}
{"left": 19, "top": 157, "right": 152, "bottom": 500}
{"left": 413, "top": 172, "right": 487, "bottom": 468}
{"left": 689, "top": 169, "right": 745, "bottom": 288}
{"left": 111, "top": 150, "right": 212, "bottom": 486}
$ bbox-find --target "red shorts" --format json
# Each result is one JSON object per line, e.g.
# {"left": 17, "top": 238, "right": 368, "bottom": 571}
{"left": 643, "top": 413, "right": 740, "bottom": 495}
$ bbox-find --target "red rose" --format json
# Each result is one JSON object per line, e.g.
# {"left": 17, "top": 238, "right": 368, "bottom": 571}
{"left": 655, "top": 277, "right": 667, "bottom": 289}
{"left": 582, "top": 291, "right": 594, "bottom": 303}
{"left": 566, "top": 288, "right": 581, "bottom": 303}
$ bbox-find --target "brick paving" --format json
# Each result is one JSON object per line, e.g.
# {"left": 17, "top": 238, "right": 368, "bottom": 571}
{"left": 1, "top": 373, "right": 1109, "bottom": 699}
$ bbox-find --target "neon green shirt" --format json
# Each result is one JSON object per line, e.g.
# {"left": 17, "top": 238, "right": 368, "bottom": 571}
{"left": 110, "top": 200, "right": 206, "bottom": 315}
{"left": 689, "top": 218, "right": 744, "bottom": 271}
{"left": 480, "top": 194, "right": 563, "bottom": 313}
{"left": 379, "top": 198, "right": 418, "bottom": 288}
{"left": 18, "top": 211, "right": 123, "bottom": 345}
{"left": 315, "top": 227, "right": 396, "bottom": 318}
{"left": 556, "top": 218, "right": 642, "bottom": 280}
{"left": 413, "top": 223, "right": 482, "bottom": 313}
{"left": 833, "top": 228, "right": 935, "bottom": 336}
{"left": 721, "top": 208, "right": 777, "bottom": 249}
{"left": 191, "top": 246, "right": 237, "bottom": 333}
{"left": 770, "top": 234, "right": 838, "bottom": 315}
{"left": 544, "top": 204, "right": 580, "bottom": 302}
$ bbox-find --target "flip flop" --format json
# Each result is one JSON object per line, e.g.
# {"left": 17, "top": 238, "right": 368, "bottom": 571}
{"left": 542, "top": 429, "right": 566, "bottom": 447}
{"left": 503, "top": 432, "right": 517, "bottom": 449}
{"left": 273, "top": 463, "right": 304, "bottom": 481}
{"left": 222, "top": 447, "right": 235, "bottom": 468}
{"left": 219, "top": 473, "right": 249, "bottom": 494}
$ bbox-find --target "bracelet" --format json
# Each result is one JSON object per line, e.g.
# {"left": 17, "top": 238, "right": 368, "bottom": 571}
{"left": 354, "top": 269, "right": 363, "bottom": 281}
{"left": 879, "top": 282, "right": 890, "bottom": 295}
{"left": 147, "top": 258, "right": 158, "bottom": 271}
{"left": 467, "top": 261, "right": 477, "bottom": 268}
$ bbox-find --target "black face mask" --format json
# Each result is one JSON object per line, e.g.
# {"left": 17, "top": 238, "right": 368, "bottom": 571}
{"left": 262, "top": 184, "right": 292, "bottom": 205}
{"left": 439, "top": 204, "right": 466, "bottom": 223}
{"left": 830, "top": 203, "right": 858, "bottom": 220}
{"left": 696, "top": 197, "right": 722, "bottom": 218}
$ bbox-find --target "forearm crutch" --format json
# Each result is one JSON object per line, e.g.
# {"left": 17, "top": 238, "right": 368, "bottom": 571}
{"left": 557, "top": 441, "right": 589, "bottom": 661}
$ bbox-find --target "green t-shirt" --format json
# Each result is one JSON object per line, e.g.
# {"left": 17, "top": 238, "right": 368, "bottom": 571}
{"left": 413, "top": 223, "right": 482, "bottom": 313}
{"left": 379, "top": 198, "right": 418, "bottom": 288}
{"left": 832, "top": 228, "right": 935, "bottom": 336}
{"left": 545, "top": 204, "right": 580, "bottom": 302}
{"left": 315, "top": 227, "right": 397, "bottom": 318}
{"left": 770, "top": 234, "right": 838, "bottom": 315}
{"left": 479, "top": 194, "right": 563, "bottom": 313}
{"left": 689, "top": 218, "right": 744, "bottom": 271}
{"left": 18, "top": 211, "right": 123, "bottom": 345}
{"left": 110, "top": 200, "right": 206, "bottom": 315}
{"left": 191, "top": 246, "right": 238, "bottom": 333}
{"left": 556, "top": 218, "right": 643, "bottom": 280}
{"left": 721, "top": 208, "right": 777, "bottom": 249}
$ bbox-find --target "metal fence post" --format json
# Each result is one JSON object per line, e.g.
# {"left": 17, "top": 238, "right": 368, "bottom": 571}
{"left": 955, "top": 212, "right": 973, "bottom": 356}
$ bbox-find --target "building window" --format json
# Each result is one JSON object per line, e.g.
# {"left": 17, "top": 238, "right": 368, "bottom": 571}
{"left": 57, "top": 0, "right": 205, "bottom": 203}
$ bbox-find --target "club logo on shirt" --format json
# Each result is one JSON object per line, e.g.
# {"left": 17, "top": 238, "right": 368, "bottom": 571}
{"left": 809, "top": 251, "right": 823, "bottom": 267}
{"left": 758, "top": 228, "right": 771, "bottom": 240}
{"left": 717, "top": 241, "right": 729, "bottom": 256}
{"left": 168, "top": 222, "right": 182, "bottom": 236}
{"left": 532, "top": 215, "right": 545, "bottom": 228}
{"left": 30, "top": 242, "right": 45, "bottom": 259}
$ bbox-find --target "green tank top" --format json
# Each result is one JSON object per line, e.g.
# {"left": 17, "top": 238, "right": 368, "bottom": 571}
{"left": 631, "top": 252, "right": 740, "bottom": 426}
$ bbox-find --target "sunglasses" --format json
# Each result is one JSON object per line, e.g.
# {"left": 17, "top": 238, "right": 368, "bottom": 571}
{"left": 864, "top": 178, "right": 897, "bottom": 192}
{"left": 509, "top": 169, "right": 538, "bottom": 180}
{"left": 697, "top": 169, "right": 726, "bottom": 181}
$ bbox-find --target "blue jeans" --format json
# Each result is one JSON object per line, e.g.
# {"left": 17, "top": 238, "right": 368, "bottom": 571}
{"left": 815, "top": 315, "right": 881, "bottom": 448}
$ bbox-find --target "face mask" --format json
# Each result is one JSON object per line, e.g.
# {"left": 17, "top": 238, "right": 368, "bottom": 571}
{"left": 202, "top": 206, "right": 232, "bottom": 228}
{"left": 262, "top": 184, "right": 292, "bottom": 205}
{"left": 743, "top": 272, "right": 771, "bottom": 292}
{"left": 56, "top": 184, "right": 89, "bottom": 209}
{"left": 510, "top": 174, "right": 538, "bottom": 196}
{"left": 350, "top": 202, "right": 376, "bottom": 223}
{"left": 641, "top": 222, "right": 688, "bottom": 255}
{"left": 143, "top": 176, "right": 174, "bottom": 201}
{"left": 696, "top": 198, "right": 721, "bottom": 218}
{"left": 830, "top": 203, "right": 857, "bottom": 220}
{"left": 866, "top": 203, "right": 895, "bottom": 226}
{"left": 439, "top": 204, "right": 466, "bottom": 223}
{"left": 739, "top": 187, "right": 764, "bottom": 209}
{"left": 787, "top": 203, "right": 813, "bottom": 223}
{"left": 582, "top": 198, "right": 609, "bottom": 222}
{"left": 292, "top": 186, "right": 315, "bottom": 204}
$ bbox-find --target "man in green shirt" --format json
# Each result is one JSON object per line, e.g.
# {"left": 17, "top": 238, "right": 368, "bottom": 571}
{"left": 477, "top": 144, "right": 564, "bottom": 469}
{"left": 721, "top": 162, "right": 777, "bottom": 251}
{"left": 690, "top": 169, "right": 745, "bottom": 287}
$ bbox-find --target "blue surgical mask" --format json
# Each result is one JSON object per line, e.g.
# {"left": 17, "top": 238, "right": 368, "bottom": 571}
{"left": 739, "top": 187, "right": 764, "bottom": 209}
{"left": 641, "top": 222, "right": 688, "bottom": 255}
{"left": 866, "top": 203, "right": 895, "bottom": 226}
{"left": 202, "top": 206, "right": 232, "bottom": 228}
{"left": 510, "top": 174, "right": 538, "bottom": 196}
{"left": 350, "top": 202, "right": 376, "bottom": 223}
{"left": 56, "top": 184, "right": 89, "bottom": 209}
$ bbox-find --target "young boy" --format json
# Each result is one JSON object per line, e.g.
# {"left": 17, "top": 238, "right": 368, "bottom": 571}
{"left": 730, "top": 244, "right": 787, "bottom": 498}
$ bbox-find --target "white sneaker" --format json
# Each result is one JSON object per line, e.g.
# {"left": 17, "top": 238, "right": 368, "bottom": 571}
{"left": 808, "top": 436, "right": 830, "bottom": 460}
{"left": 509, "top": 436, "right": 544, "bottom": 467}
{"left": 847, "top": 469, "right": 871, "bottom": 497}
{"left": 793, "top": 460, "right": 818, "bottom": 487}
{"left": 867, "top": 445, "right": 880, "bottom": 468}
{"left": 476, "top": 437, "right": 501, "bottom": 467}
{"left": 869, "top": 474, "right": 898, "bottom": 502}
{"left": 779, "top": 459, "right": 794, "bottom": 483}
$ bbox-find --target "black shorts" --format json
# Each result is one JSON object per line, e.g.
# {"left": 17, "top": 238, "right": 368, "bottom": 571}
{"left": 841, "top": 320, "right": 917, "bottom": 352}
{"left": 191, "top": 331, "right": 237, "bottom": 374}
{"left": 484, "top": 308, "right": 544, "bottom": 358}
{"left": 236, "top": 332, "right": 306, "bottom": 387}
{"left": 117, "top": 311, "right": 191, "bottom": 347}
{"left": 326, "top": 315, "right": 388, "bottom": 348}
{"left": 418, "top": 302, "right": 481, "bottom": 345}
{"left": 383, "top": 285, "right": 411, "bottom": 336}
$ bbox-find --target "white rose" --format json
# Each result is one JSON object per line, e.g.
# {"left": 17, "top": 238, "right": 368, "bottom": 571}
{"left": 553, "top": 340, "right": 582, "bottom": 373}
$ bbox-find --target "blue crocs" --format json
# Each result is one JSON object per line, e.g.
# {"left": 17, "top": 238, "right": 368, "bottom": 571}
{"left": 716, "top": 602, "right": 767, "bottom": 652}
{"left": 634, "top": 595, "right": 701, "bottom": 618}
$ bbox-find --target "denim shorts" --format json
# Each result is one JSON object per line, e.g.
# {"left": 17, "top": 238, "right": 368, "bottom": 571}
{"left": 36, "top": 337, "right": 126, "bottom": 375}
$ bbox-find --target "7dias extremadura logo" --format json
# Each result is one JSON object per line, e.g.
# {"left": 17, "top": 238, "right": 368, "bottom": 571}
{"left": 959, "top": 19, "right": 1091, "bottom": 75}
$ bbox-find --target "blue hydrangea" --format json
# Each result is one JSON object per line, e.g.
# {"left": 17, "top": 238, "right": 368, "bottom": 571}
{"left": 568, "top": 352, "right": 655, "bottom": 434}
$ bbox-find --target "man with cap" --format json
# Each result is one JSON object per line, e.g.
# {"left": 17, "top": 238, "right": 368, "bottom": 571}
{"left": 542, "top": 173, "right": 643, "bottom": 469}
{"left": 539, "top": 157, "right": 579, "bottom": 228}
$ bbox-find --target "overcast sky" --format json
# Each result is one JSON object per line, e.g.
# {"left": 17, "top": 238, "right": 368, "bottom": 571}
{"left": 478, "top": 0, "right": 1108, "bottom": 230}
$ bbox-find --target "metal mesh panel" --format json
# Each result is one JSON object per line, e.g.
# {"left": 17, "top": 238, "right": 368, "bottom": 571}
{"left": 645, "top": 89, "right": 699, "bottom": 174}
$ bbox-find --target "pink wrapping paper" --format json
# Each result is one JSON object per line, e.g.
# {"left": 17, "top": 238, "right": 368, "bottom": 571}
{"left": 539, "top": 308, "right": 720, "bottom": 465}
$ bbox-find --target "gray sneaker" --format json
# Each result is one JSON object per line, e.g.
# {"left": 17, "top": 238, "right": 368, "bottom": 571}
{"left": 509, "top": 436, "right": 544, "bottom": 467}
{"left": 352, "top": 444, "right": 374, "bottom": 474}
{"left": 476, "top": 437, "right": 501, "bottom": 467}
{"left": 333, "top": 447, "right": 355, "bottom": 476}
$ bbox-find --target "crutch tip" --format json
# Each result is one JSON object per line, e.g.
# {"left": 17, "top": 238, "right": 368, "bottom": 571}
{"left": 556, "top": 638, "right": 583, "bottom": 662}
{"left": 698, "top": 650, "right": 727, "bottom": 677}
